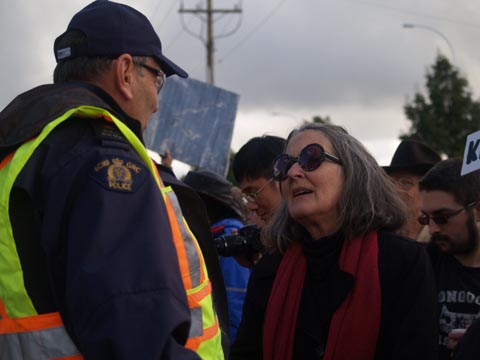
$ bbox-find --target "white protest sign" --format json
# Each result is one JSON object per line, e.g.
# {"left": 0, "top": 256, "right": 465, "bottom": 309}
{"left": 461, "top": 130, "right": 480, "bottom": 175}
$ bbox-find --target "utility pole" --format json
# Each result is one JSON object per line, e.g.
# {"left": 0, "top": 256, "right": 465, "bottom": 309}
{"left": 180, "top": 1, "right": 242, "bottom": 85}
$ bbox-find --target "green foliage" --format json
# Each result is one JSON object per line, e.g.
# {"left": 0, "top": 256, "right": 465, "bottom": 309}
{"left": 303, "top": 115, "right": 332, "bottom": 125}
{"left": 403, "top": 54, "right": 480, "bottom": 157}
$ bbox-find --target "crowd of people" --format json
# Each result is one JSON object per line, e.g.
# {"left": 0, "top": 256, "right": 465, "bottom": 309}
{"left": 0, "top": 1, "right": 479, "bottom": 360}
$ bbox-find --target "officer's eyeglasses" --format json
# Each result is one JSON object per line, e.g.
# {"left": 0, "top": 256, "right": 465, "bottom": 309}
{"left": 272, "top": 143, "right": 342, "bottom": 182}
{"left": 133, "top": 61, "right": 166, "bottom": 94}
{"left": 418, "top": 201, "right": 477, "bottom": 226}
{"left": 241, "top": 178, "right": 274, "bottom": 204}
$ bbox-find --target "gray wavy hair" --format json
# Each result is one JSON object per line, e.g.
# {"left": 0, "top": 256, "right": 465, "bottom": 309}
{"left": 263, "top": 123, "right": 407, "bottom": 253}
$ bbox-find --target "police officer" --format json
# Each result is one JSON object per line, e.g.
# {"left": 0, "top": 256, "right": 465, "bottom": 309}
{"left": 0, "top": 1, "right": 222, "bottom": 359}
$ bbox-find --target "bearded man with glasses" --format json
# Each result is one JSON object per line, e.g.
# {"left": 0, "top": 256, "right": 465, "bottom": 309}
{"left": 419, "top": 158, "right": 480, "bottom": 360}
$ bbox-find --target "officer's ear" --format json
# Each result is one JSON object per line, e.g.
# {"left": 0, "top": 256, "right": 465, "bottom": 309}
{"left": 113, "top": 54, "right": 136, "bottom": 100}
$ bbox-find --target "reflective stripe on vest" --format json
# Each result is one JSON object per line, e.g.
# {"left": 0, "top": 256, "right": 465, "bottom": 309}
{"left": 0, "top": 108, "right": 89, "bottom": 359}
{"left": 160, "top": 187, "right": 223, "bottom": 359}
{"left": 0, "top": 300, "right": 81, "bottom": 360}
{"left": 0, "top": 105, "right": 222, "bottom": 359}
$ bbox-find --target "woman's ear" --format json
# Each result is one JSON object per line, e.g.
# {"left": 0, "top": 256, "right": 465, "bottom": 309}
{"left": 113, "top": 54, "right": 135, "bottom": 100}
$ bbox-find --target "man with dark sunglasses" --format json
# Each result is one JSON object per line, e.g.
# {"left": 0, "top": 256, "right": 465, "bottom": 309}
{"left": 419, "top": 158, "right": 480, "bottom": 360}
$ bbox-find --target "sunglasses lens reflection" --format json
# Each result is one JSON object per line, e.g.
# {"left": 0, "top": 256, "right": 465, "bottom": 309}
{"left": 418, "top": 215, "right": 429, "bottom": 226}
{"left": 273, "top": 144, "right": 329, "bottom": 181}
{"left": 273, "top": 155, "right": 291, "bottom": 180}
{"left": 299, "top": 144, "right": 325, "bottom": 171}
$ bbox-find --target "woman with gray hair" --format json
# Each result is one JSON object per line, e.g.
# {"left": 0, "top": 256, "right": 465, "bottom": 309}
{"left": 231, "top": 123, "right": 437, "bottom": 360}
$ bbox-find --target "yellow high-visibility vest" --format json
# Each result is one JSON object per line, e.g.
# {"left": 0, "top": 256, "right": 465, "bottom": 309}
{"left": 0, "top": 106, "right": 223, "bottom": 359}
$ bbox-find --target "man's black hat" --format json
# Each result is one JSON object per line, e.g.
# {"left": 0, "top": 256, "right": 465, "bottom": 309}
{"left": 383, "top": 139, "right": 441, "bottom": 175}
{"left": 183, "top": 170, "right": 244, "bottom": 219}
{"left": 54, "top": 0, "right": 188, "bottom": 78}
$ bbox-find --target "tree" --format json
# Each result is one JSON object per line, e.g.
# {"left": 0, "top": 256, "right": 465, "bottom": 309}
{"left": 311, "top": 115, "right": 332, "bottom": 124}
{"left": 302, "top": 115, "right": 332, "bottom": 125}
{"left": 402, "top": 54, "right": 480, "bottom": 157}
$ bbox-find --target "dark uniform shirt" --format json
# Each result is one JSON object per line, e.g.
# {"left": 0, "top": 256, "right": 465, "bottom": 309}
{"left": 1, "top": 82, "right": 199, "bottom": 359}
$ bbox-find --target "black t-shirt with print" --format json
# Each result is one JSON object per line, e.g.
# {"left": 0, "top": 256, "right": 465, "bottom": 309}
{"left": 428, "top": 244, "right": 480, "bottom": 360}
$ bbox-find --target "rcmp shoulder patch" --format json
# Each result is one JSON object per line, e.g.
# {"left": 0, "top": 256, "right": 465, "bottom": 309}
{"left": 93, "top": 122, "right": 131, "bottom": 151}
{"left": 91, "top": 156, "right": 148, "bottom": 193}
{"left": 94, "top": 122, "right": 127, "bottom": 142}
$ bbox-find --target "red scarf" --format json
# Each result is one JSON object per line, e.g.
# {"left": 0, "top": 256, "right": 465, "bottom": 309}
{"left": 263, "top": 231, "right": 380, "bottom": 360}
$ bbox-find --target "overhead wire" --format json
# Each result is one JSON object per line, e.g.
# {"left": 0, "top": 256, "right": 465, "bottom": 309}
{"left": 179, "top": 7, "right": 207, "bottom": 44}
{"left": 151, "top": 0, "right": 177, "bottom": 30}
{"left": 216, "top": 0, "right": 243, "bottom": 33}
{"left": 165, "top": 15, "right": 198, "bottom": 51}
{"left": 215, "top": 17, "right": 242, "bottom": 40}
{"left": 217, "top": 0, "right": 288, "bottom": 63}
{"left": 342, "top": 0, "right": 480, "bottom": 30}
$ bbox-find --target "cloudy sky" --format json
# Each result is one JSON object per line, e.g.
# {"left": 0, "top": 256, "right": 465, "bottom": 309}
{"left": 1, "top": 0, "right": 479, "bottom": 174}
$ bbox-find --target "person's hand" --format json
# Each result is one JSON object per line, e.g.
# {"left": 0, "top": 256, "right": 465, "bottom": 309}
{"left": 161, "top": 149, "right": 173, "bottom": 167}
{"left": 447, "top": 328, "right": 467, "bottom": 350}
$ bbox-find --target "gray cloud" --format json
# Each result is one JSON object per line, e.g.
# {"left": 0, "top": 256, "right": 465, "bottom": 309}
{"left": 1, "top": 0, "right": 479, "bottom": 165}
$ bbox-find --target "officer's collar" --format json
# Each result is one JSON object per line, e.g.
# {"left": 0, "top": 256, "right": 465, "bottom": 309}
{"left": 73, "top": 82, "right": 143, "bottom": 140}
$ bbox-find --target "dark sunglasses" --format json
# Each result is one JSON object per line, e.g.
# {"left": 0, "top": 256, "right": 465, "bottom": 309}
{"left": 418, "top": 201, "right": 477, "bottom": 226}
{"left": 272, "top": 143, "right": 342, "bottom": 181}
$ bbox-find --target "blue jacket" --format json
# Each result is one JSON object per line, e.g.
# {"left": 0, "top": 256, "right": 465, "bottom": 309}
{"left": 211, "top": 218, "right": 252, "bottom": 341}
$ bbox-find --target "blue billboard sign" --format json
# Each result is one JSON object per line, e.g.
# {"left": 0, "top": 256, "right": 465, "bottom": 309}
{"left": 145, "top": 77, "right": 239, "bottom": 176}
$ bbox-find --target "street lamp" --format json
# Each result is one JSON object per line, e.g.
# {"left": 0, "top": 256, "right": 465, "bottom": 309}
{"left": 402, "top": 23, "right": 455, "bottom": 63}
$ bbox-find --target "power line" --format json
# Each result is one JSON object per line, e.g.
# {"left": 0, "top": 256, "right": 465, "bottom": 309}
{"left": 165, "top": 16, "right": 197, "bottom": 51}
{"left": 343, "top": 0, "right": 480, "bottom": 30}
{"left": 217, "top": 0, "right": 288, "bottom": 63}
{"left": 154, "top": 0, "right": 179, "bottom": 30}
{"left": 179, "top": 0, "right": 242, "bottom": 84}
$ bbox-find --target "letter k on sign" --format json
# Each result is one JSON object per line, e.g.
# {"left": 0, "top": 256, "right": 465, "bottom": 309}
{"left": 462, "top": 130, "right": 480, "bottom": 175}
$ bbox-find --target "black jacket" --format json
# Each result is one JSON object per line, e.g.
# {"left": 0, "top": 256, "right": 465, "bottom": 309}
{"left": 231, "top": 231, "right": 438, "bottom": 360}
{"left": 1, "top": 83, "right": 199, "bottom": 359}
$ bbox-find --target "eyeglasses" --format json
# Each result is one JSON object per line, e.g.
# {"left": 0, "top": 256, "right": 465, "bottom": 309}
{"left": 241, "top": 178, "right": 274, "bottom": 204}
{"left": 272, "top": 143, "right": 342, "bottom": 181}
{"left": 393, "top": 177, "right": 417, "bottom": 191}
{"left": 133, "top": 60, "right": 166, "bottom": 93}
{"left": 418, "top": 201, "right": 477, "bottom": 226}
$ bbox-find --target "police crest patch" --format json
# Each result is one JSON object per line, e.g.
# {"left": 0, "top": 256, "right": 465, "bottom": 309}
{"left": 91, "top": 156, "right": 147, "bottom": 193}
{"left": 108, "top": 158, "right": 133, "bottom": 191}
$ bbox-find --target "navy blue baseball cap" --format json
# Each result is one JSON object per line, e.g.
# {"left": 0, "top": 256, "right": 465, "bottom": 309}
{"left": 54, "top": 0, "right": 188, "bottom": 78}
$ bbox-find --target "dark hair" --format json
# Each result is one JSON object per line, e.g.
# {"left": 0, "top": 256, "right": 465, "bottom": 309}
{"left": 233, "top": 135, "right": 286, "bottom": 182}
{"left": 419, "top": 158, "right": 480, "bottom": 205}
{"left": 53, "top": 30, "right": 115, "bottom": 83}
{"left": 264, "top": 123, "right": 407, "bottom": 252}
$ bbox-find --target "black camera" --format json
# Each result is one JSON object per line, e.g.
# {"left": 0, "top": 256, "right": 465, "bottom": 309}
{"left": 214, "top": 224, "right": 264, "bottom": 258}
